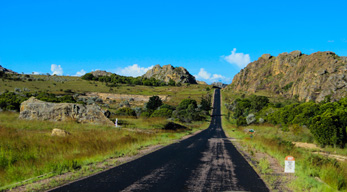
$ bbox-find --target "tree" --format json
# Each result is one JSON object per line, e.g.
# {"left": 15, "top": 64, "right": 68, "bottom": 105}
{"left": 250, "top": 95, "right": 269, "bottom": 112}
{"left": 81, "top": 73, "right": 94, "bottom": 80}
{"left": 178, "top": 99, "right": 197, "bottom": 110}
{"left": 168, "top": 79, "right": 176, "bottom": 86}
{"left": 151, "top": 108, "right": 173, "bottom": 118}
{"left": 146, "top": 96, "right": 163, "bottom": 111}
{"left": 200, "top": 97, "right": 211, "bottom": 111}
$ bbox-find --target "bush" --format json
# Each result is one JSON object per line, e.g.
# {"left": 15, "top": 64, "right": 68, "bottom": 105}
{"left": 151, "top": 108, "right": 173, "bottom": 118}
{"left": 81, "top": 73, "right": 94, "bottom": 80}
{"left": 0, "top": 92, "right": 28, "bottom": 111}
{"left": 115, "top": 107, "right": 136, "bottom": 116}
{"left": 146, "top": 96, "right": 163, "bottom": 111}
{"left": 178, "top": 99, "right": 197, "bottom": 110}
{"left": 236, "top": 116, "right": 247, "bottom": 126}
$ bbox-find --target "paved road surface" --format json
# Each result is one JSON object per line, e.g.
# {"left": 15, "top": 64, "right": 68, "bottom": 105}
{"left": 50, "top": 89, "right": 269, "bottom": 192}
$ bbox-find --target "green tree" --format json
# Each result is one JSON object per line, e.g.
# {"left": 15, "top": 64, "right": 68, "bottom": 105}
{"left": 178, "top": 99, "right": 197, "bottom": 110}
{"left": 146, "top": 96, "right": 163, "bottom": 111}
{"left": 168, "top": 79, "right": 176, "bottom": 86}
{"left": 151, "top": 108, "right": 173, "bottom": 118}
{"left": 81, "top": 73, "right": 94, "bottom": 80}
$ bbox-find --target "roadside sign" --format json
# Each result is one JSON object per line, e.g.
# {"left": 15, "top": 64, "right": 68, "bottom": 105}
{"left": 284, "top": 156, "right": 295, "bottom": 173}
{"left": 249, "top": 129, "right": 255, "bottom": 139}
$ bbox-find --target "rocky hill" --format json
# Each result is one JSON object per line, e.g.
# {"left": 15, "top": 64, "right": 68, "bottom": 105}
{"left": 143, "top": 64, "right": 197, "bottom": 84}
{"left": 227, "top": 51, "right": 347, "bottom": 102}
{"left": 90, "top": 70, "right": 113, "bottom": 77}
{"left": 0, "top": 65, "right": 17, "bottom": 74}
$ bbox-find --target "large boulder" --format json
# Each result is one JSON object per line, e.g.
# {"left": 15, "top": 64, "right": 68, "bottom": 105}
{"left": 19, "top": 97, "right": 113, "bottom": 126}
{"left": 51, "top": 128, "right": 71, "bottom": 137}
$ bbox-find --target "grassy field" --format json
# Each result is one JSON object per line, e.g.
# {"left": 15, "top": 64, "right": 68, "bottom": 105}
{"left": 0, "top": 75, "right": 213, "bottom": 190}
{"left": 0, "top": 112, "right": 210, "bottom": 190}
{"left": 0, "top": 75, "right": 212, "bottom": 106}
{"left": 221, "top": 90, "right": 347, "bottom": 192}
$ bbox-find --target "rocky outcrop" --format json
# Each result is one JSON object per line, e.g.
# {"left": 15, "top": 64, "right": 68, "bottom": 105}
{"left": 19, "top": 97, "right": 113, "bottom": 125}
{"left": 90, "top": 70, "right": 113, "bottom": 78}
{"left": 211, "top": 82, "right": 228, "bottom": 88}
{"left": 85, "top": 92, "right": 170, "bottom": 102}
{"left": 143, "top": 64, "right": 197, "bottom": 84}
{"left": 197, "top": 80, "right": 208, "bottom": 85}
{"left": 51, "top": 129, "right": 71, "bottom": 137}
{"left": 227, "top": 51, "right": 347, "bottom": 102}
{"left": 0, "top": 65, "right": 17, "bottom": 74}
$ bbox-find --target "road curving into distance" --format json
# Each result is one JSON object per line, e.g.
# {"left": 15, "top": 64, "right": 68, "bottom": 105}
{"left": 49, "top": 89, "right": 269, "bottom": 192}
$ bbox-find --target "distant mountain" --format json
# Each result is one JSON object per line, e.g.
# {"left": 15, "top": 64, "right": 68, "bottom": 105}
{"left": 0, "top": 65, "right": 17, "bottom": 74}
{"left": 227, "top": 51, "right": 347, "bottom": 102}
{"left": 143, "top": 64, "right": 197, "bottom": 84}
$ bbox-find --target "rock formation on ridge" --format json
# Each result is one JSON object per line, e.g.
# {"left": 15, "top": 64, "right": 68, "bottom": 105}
{"left": 143, "top": 64, "right": 197, "bottom": 84}
{"left": 227, "top": 51, "right": 347, "bottom": 102}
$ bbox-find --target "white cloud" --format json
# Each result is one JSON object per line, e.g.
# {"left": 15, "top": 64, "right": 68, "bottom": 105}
{"left": 222, "top": 48, "right": 251, "bottom": 68}
{"left": 115, "top": 64, "right": 153, "bottom": 77}
{"left": 51, "top": 64, "right": 63, "bottom": 75}
{"left": 32, "top": 72, "right": 40, "bottom": 75}
{"left": 74, "top": 69, "right": 86, "bottom": 76}
{"left": 195, "top": 68, "right": 230, "bottom": 83}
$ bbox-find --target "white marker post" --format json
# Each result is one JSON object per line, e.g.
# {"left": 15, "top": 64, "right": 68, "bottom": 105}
{"left": 115, "top": 118, "right": 118, "bottom": 128}
{"left": 284, "top": 156, "right": 295, "bottom": 173}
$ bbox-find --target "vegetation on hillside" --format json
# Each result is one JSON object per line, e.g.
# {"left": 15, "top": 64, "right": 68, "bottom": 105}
{"left": 82, "top": 72, "right": 180, "bottom": 87}
{"left": 225, "top": 94, "right": 347, "bottom": 148}
{"left": 222, "top": 91, "right": 347, "bottom": 191}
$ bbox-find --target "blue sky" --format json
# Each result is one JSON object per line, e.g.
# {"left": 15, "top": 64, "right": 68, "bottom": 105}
{"left": 1, "top": 0, "right": 347, "bottom": 84}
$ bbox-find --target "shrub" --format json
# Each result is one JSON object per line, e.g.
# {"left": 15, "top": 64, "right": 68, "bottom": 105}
{"left": 178, "top": 99, "right": 197, "bottom": 110}
{"left": 81, "top": 73, "right": 94, "bottom": 80}
{"left": 151, "top": 108, "right": 173, "bottom": 118}
{"left": 115, "top": 107, "right": 136, "bottom": 116}
{"left": 146, "top": 96, "right": 163, "bottom": 111}
{"left": 236, "top": 116, "right": 247, "bottom": 126}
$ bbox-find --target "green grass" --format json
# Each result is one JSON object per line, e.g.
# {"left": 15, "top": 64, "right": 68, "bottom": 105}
{"left": 221, "top": 91, "right": 347, "bottom": 192}
{"left": 0, "top": 112, "right": 210, "bottom": 190}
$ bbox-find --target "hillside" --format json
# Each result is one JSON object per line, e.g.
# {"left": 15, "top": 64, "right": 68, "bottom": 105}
{"left": 143, "top": 64, "right": 197, "bottom": 84}
{"left": 227, "top": 51, "right": 347, "bottom": 102}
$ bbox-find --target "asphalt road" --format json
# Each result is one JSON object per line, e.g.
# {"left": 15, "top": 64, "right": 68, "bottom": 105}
{"left": 49, "top": 89, "right": 269, "bottom": 192}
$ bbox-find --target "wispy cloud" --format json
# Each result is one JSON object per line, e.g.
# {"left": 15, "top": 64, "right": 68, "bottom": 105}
{"left": 194, "top": 68, "right": 230, "bottom": 83}
{"left": 74, "top": 69, "right": 86, "bottom": 76}
{"left": 115, "top": 64, "right": 153, "bottom": 77}
{"left": 51, "top": 64, "right": 63, "bottom": 75}
{"left": 328, "top": 40, "right": 334, "bottom": 43}
{"left": 222, "top": 48, "right": 251, "bottom": 68}
{"left": 32, "top": 71, "right": 40, "bottom": 75}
